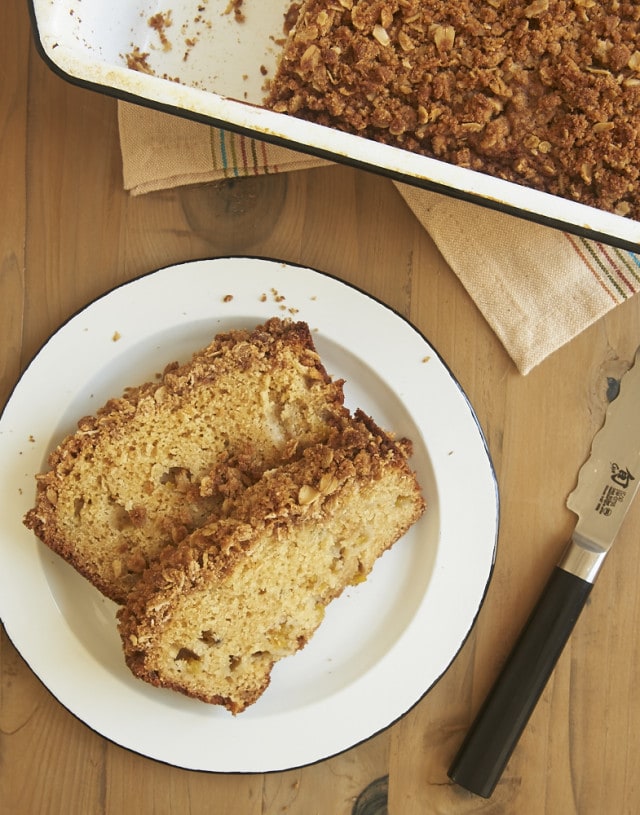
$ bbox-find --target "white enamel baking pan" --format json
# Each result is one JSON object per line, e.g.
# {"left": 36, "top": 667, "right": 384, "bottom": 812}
{"left": 28, "top": 0, "right": 640, "bottom": 251}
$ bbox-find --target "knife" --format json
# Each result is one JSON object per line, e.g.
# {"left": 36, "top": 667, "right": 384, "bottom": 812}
{"left": 448, "top": 346, "right": 640, "bottom": 798}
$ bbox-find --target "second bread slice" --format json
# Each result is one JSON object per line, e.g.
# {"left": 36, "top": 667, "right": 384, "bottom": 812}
{"left": 118, "top": 412, "right": 426, "bottom": 713}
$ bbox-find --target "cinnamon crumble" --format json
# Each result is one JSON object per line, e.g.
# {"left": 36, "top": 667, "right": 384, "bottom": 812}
{"left": 265, "top": 0, "right": 640, "bottom": 218}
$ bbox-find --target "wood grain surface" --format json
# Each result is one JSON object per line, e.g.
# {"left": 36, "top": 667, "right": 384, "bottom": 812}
{"left": 2, "top": 1, "right": 640, "bottom": 812}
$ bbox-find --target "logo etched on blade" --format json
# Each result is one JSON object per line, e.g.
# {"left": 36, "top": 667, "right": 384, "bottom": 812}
{"left": 594, "top": 464, "right": 635, "bottom": 516}
{"left": 611, "top": 463, "right": 635, "bottom": 489}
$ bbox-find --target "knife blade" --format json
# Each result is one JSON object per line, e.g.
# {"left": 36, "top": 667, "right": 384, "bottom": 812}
{"left": 448, "top": 346, "right": 640, "bottom": 799}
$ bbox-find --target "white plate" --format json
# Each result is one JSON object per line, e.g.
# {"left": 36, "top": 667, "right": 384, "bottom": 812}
{"left": 0, "top": 257, "right": 498, "bottom": 772}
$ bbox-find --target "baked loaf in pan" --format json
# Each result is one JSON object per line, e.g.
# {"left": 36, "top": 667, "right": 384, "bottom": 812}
{"left": 24, "top": 318, "right": 348, "bottom": 603}
{"left": 117, "top": 411, "right": 425, "bottom": 713}
{"left": 265, "top": 0, "right": 640, "bottom": 219}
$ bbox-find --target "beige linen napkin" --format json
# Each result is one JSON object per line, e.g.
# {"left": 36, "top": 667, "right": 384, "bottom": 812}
{"left": 118, "top": 102, "right": 640, "bottom": 374}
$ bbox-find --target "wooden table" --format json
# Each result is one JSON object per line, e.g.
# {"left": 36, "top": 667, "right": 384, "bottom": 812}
{"left": 3, "top": 1, "right": 640, "bottom": 812}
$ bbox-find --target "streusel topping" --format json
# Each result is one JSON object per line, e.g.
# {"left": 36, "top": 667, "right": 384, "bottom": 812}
{"left": 266, "top": 0, "right": 640, "bottom": 218}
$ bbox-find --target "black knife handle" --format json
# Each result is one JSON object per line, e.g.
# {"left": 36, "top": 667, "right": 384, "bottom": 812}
{"left": 448, "top": 566, "right": 593, "bottom": 798}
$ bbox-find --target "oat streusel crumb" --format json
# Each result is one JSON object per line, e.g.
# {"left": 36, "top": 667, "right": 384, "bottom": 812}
{"left": 265, "top": 0, "right": 640, "bottom": 219}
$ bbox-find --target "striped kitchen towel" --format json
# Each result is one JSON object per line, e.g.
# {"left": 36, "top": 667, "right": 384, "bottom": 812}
{"left": 118, "top": 103, "right": 331, "bottom": 192}
{"left": 117, "top": 101, "right": 640, "bottom": 374}
{"left": 394, "top": 183, "right": 640, "bottom": 373}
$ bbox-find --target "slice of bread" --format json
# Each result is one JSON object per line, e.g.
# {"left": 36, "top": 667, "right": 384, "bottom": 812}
{"left": 24, "top": 318, "right": 348, "bottom": 603}
{"left": 117, "top": 411, "right": 425, "bottom": 713}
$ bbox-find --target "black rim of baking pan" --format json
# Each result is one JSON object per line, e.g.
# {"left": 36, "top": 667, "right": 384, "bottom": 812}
{"left": 26, "top": 0, "right": 640, "bottom": 255}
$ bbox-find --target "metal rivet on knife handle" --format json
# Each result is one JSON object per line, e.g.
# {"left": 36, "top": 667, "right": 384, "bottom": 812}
{"left": 448, "top": 346, "right": 640, "bottom": 798}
